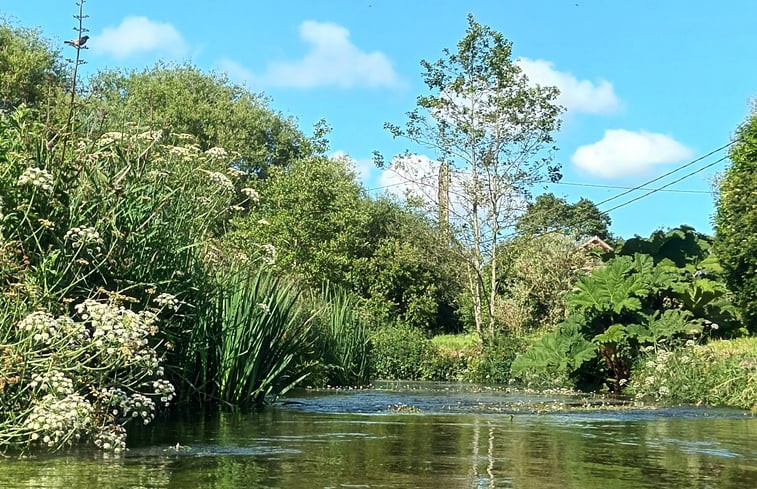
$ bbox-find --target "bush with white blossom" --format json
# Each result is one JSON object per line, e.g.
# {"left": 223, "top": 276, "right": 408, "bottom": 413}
{"left": 1, "top": 299, "right": 175, "bottom": 453}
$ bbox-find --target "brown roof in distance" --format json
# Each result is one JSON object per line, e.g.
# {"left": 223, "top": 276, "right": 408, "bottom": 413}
{"left": 580, "top": 235, "right": 613, "bottom": 253}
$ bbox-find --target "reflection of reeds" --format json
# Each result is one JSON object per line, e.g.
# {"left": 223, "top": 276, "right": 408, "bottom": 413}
{"left": 195, "top": 269, "right": 313, "bottom": 407}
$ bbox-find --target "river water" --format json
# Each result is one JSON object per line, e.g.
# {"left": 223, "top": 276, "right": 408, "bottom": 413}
{"left": 1, "top": 382, "right": 755, "bottom": 488}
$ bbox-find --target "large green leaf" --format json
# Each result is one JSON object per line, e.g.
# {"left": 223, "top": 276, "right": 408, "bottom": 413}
{"left": 592, "top": 324, "right": 628, "bottom": 345}
{"left": 568, "top": 256, "right": 649, "bottom": 315}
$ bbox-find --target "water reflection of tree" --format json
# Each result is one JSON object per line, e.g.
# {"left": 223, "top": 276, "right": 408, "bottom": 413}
{"left": 5, "top": 413, "right": 753, "bottom": 488}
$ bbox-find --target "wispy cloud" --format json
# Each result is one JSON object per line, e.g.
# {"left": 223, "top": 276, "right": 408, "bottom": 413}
{"left": 572, "top": 129, "right": 693, "bottom": 179}
{"left": 251, "top": 20, "right": 401, "bottom": 89}
{"left": 517, "top": 58, "right": 621, "bottom": 115}
{"left": 90, "top": 16, "right": 187, "bottom": 59}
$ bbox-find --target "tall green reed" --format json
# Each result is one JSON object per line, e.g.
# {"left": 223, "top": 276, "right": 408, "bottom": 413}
{"left": 310, "top": 285, "right": 371, "bottom": 387}
{"left": 192, "top": 269, "right": 314, "bottom": 407}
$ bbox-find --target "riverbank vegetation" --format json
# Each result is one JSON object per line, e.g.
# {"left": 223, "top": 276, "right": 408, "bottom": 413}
{"left": 1, "top": 7, "right": 755, "bottom": 454}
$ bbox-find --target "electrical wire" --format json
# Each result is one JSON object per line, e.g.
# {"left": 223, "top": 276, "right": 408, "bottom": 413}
{"left": 602, "top": 155, "right": 729, "bottom": 213}
{"left": 595, "top": 141, "right": 735, "bottom": 206}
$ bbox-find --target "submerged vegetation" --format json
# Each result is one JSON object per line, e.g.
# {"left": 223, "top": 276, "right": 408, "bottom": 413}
{"left": 0, "top": 5, "right": 755, "bottom": 454}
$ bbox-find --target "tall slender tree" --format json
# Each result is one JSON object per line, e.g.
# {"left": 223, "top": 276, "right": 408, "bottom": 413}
{"left": 385, "top": 15, "right": 563, "bottom": 341}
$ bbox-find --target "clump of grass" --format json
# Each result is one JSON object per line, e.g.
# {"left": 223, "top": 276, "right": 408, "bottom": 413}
{"left": 628, "top": 337, "right": 757, "bottom": 412}
{"left": 193, "top": 269, "right": 314, "bottom": 408}
{"left": 310, "top": 286, "right": 371, "bottom": 387}
{"left": 430, "top": 333, "right": 479, "bottom": 354}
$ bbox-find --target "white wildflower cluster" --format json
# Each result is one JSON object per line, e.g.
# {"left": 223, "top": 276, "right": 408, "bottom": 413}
{"left": 208, "top": 171, "right": 235, "bottom": 194}
{"left": 24, "top": 393, "right": 94, "bottom": 448}
{"left": 94, "top": 423, "right": 126, "bottom": 452}
{"left": 17, "top": 167, "right": 54, "bottom": 193}
{"left": 241, "top": 187, "right": 260, "bottom": 202}
{"left": 174, "top": 133, "right": 195, "bottom": 142}
{"left": 136, "top": 130, "right": 163, "bottom": 142}
{"left": 654, "top": 350, "right": 673, "bottom": 373}
{"left": 153, "top": 292, "right": 180, "bottom": 311}
{"left": 18, "top": 311, "right": 89, "bottom": 346}
{"left": 64, "top": 226, "right": 103, "bottom": 250}
{"left": 29, "top": 370, "right": 74, "bottom": 396}
{"left": 167, "top": 144, "right": 201, "bottom": 162}
{"left": 205, "top": 146, "right": 228, "bottom": 159}
{"left": 75, "top": 300, "right": 159, "bottom": 366}
{"left": 261, "top": 243, "right": 276, "bottom": 265}
{"left": 98, "top": 132, "right": 125, "bottom": 145}
{"left": 152, "top": 379, "right": 176, "bottom": 405}
{"left": 167, "top": 145, "right": 193, "bottom": 161}
{"left": 103, "top": 388, "right": 157, "bottom": 426}
{"left": 229, "top": 205, "right": 245, "bottom": 213}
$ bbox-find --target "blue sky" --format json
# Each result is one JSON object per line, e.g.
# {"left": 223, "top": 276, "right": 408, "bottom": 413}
{"left": 3, "top": 0, "right": 755, "bottom": 238}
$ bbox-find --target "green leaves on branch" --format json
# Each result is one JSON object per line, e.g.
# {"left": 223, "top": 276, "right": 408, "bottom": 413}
{"left": 715, "top": 104, "right": 757, "bottom": 333}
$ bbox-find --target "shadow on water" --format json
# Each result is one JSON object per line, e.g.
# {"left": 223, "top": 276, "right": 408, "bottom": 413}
{"left": 1, "top": 382, "right": 755, "bottom": 488}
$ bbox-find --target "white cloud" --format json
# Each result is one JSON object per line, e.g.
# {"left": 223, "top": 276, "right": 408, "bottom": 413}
{"left": 254, "top": 20, "right": 401, "bottom": 89}
{"left": 517, "top": 58, "right": 621, "bottom": 115}
{"left": 572, "top": 129, "right": 693, "bottom": 179}
{"left": 379, "top": 154, "right": 441, "bottom": 201}
{"left": 91, "top": 16, "right": 187, "bottom": 59}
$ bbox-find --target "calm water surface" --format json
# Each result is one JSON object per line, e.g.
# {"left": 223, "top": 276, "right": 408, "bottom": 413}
{"left": 1, "top": 382, "right": 755, "bottom": 488}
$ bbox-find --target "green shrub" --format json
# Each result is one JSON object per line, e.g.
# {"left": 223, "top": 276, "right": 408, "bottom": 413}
{"left": 466, "top": 336, "right": 527, "bottom": 384}
{"left": 715, "top": 105, "right": 757, "bottom": 333}
{"left": 370, "top": 323, "right": 433, "bottom": 380}
{"left": 510, "top": 317, "right": 598, "bottom": 390}
{"left": 511, "top": 232, "right": 739, "bottom": 393}
{"left": 628, "top": 337, "right": 757, "bottom": 412}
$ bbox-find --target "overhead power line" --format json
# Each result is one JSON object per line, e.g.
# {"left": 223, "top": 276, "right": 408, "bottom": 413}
{"left": 602, "top": 155, "right": 729, "bottom": 213}
{"left": 549, "top": 181, "right": 711, "bottom": 194}
{"left": 595, "top": 141, "right": 735, "bottom": 207}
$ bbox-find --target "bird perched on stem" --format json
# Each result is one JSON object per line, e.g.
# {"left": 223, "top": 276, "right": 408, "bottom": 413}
{"left": 64, "top": 35, "right": 89, "bottom": 48}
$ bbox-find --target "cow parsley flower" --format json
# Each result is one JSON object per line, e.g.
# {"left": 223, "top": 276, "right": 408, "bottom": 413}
{"left": 65, "top": 226, "right": 103, "bottom": 249}
{"left": 205, "top": 146, "right": 228, "bottom": 158}
{"left": 154, "top": 292, "right": 180, "bottom": 311}
{"left": 17, "top": 167, "right": 54, "bottom": 193}
{"left": 208, "top": 171, "right": 235, "bottom": 194}
{"left": 241, "top": 187, "right": 260, "bottom": 202}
